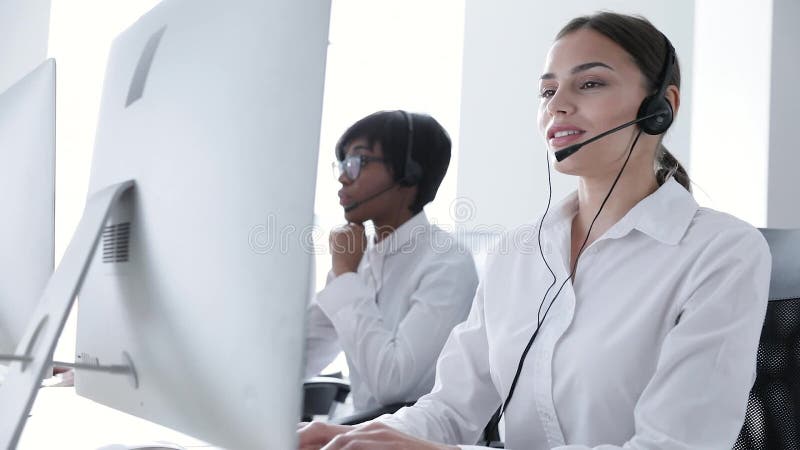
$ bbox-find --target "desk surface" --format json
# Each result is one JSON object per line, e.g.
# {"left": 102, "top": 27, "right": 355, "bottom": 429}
{"left": 18, "top": 387, "right": 219, "bottom": 449}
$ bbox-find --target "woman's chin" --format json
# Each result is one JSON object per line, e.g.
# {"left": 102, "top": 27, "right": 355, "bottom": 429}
{"left": 552, "top": 158, "right": 579, "bottom": 176}
{"left": 343, "top": 209, "right": 365, "bottom": 224}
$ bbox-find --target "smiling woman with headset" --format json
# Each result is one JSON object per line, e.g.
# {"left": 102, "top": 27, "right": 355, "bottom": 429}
{"left": 298, "top": 12, "right": 771, "bottom": 450}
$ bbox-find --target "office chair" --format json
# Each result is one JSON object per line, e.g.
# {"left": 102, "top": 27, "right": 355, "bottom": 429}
{"left": 734, "top": 228, "right": 800, "bottom": 449}
{"left": 301, "top": 374, "right": 413, "bottom": 424}
{"left": 301, "top": 374, "right": 350, "bottom": 422}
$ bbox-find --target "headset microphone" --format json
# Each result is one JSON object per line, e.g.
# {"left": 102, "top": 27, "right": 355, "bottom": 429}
{"left": 555, "top": 36, "right": 675, "bottom": 163}
{"left": 342, "top": 110, "right": 421, "bottom": 214}
{"left": 553, "top": 110, "right": 666, "bottom": 162}
{"left": 342, "top": 183, "right": 398, "bottom": 213}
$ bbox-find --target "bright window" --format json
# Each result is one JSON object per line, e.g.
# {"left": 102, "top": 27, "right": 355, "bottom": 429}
{"left": 48, "top": 1, "right": 467, "bottom": 374}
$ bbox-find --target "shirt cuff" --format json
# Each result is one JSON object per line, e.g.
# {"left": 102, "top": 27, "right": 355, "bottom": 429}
{"left": 315, "top": 271, "right": 371, "bottom": 319}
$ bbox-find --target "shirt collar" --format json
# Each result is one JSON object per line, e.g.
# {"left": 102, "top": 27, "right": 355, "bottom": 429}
{"left": 622, "top": 178, "right": 698, "bottom": 245}
{"left": 543, "top": 191, "right": 579, "bottom": 232}
{"left": 543, "top": 178, "right": 698, "bottom": 246}
{"left": 370, "top": 210, "right": 430, "bottom": 256}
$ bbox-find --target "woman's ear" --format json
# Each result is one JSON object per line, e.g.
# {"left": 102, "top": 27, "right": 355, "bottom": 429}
{"left": 666, "top": 85, "right": 680, "bottom": 117}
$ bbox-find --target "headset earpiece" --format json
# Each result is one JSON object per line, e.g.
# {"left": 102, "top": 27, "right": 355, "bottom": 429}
{"left": 637, "top": 94, "right": 673, "bottom": 135}
{"left": 636, "top": 36, "right": 676, "bottom": 136}
{"left": 401, "top": 159, "right": 422, "bottom": 186}
{"left": 398, "top": 110, "right": 422, "bottom": 186}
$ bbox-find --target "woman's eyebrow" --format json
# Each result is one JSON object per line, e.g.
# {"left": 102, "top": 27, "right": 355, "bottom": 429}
{"left": 540, "top": 61, "right": 615, "bottom": 80}
{"left": 345, "top": 144, "right": 374, "bottom": 157}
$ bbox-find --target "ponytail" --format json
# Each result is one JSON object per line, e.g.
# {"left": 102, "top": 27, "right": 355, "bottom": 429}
{"left": 656, "top": 145, "right": 691, "bottom": 192}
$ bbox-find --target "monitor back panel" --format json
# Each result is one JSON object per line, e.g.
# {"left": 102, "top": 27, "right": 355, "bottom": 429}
{"left": 75, "top": 1, "right": 330, "bottom": 448}
{"left": 0, "top": 59, "right": 55, "bottom": 357}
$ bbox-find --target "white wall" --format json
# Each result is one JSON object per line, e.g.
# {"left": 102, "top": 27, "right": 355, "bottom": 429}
{"left": 767, "top": 0, "right": 800, "bottom": 228}
{"left": 692, "top": 0, "right": 800, "bottom": 229}
{"left": 0, "top": 0, "right": 51, "bottom": 93}
{"left": 691, "top": 0, "right": 773, "bottom": 227}
{"left": 457, "top": 0, "right": 695, "bottom": 230}
{"left": 315, "top": 0, "right": 465, "bottom": 238}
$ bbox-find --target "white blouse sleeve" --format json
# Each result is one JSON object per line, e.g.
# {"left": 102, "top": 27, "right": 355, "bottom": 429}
{"left": 377, "top": 280, "right": 503, "bottom": 445}
{"left": 316, "top": 254, "right": 478, "bottom": 406}
{"left": 304, "top": 271, "right": 343, "bottom": 379}
{"left": 304, "top": 302, "right": 343, "bottom": 379}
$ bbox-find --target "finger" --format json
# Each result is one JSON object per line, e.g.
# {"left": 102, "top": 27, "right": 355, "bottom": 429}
{"left": 297, "top": 422, "right": 331, "bottom": 446}
{"left": 348, "top": 224, "right": 367, "bottom": 247}
{"left": 322, "top": 435, "right": 394, "bottom": 450}
{"left": 329, "top": 228, "right": 351, "bottom": 253}
{"left": 357, "top": 421, "right": 390, "bottom": 431}
{"left": 321, "top": 428, "right": 386, "bottom": 450}
{"left": 298, "top": 422, "right": 352, "bottom": 447}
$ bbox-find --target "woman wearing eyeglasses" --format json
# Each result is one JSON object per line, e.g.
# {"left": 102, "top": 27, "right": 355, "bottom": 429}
{"left": 304, "top": 110, "right": 479, "bottom": 417}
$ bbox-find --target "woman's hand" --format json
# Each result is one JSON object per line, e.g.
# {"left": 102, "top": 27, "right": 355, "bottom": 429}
{"left": 329, "top": 223, "right": 367, "bottom": 276}
{"left": 298, "top": 422, "right": 354, "bottom": 450}
{"left": 298, "top": 421, "right": 459, "bottom": 450}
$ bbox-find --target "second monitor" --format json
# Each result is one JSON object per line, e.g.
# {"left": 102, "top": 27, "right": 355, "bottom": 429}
{"left": 0, "top": 59, "right": 55, "bottom": 364}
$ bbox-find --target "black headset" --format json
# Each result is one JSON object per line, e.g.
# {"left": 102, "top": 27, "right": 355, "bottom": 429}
{"left": 397, "top": 110, "right": 423, "bottom": 186}
{"left": 636, "top": 36, "right": 676, "bottom": 136}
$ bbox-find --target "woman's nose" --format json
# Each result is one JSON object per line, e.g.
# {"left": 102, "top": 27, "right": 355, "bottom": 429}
{"left": 546, "top": 89, "right": 576, "bottom": 116}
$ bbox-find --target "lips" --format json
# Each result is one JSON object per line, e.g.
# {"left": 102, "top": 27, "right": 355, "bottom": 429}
{"left": 338, "top": 190, "right": 352, "bottom": 206}
{"left": 547, "top": 124, "right": 586, "bottom": 149}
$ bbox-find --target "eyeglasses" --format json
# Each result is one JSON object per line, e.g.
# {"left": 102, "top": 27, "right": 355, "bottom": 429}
{"left": 332, "top": 155, "right": 388, "bottom": 181}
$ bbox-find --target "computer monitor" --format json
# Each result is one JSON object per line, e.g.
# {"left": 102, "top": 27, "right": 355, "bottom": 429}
{"left": 0, "top": 59, "right": 55, "bottom": 363}
{"left": 0, "top": 1, "right": 329, "bottom": 448}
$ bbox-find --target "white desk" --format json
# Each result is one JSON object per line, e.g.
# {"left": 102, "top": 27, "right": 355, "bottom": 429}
{"left": 18, "top": 386, "right": 219, "bottom": 450}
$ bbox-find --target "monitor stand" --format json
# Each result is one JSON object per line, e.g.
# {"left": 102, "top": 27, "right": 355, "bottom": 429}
{"left": 0, "top": 180, "right": 135, "bottom": 449}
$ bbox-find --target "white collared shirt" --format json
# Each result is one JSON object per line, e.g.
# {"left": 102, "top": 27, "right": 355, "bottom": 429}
{"left": 379, "top": 179, "right": 771, "bottom": 449}
{"left": 305, "top": 211, "right": 479, "bottom": 412}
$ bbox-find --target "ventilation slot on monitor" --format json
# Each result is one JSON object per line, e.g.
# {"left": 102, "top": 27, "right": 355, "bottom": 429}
{"left": 102, "top": 222, "right": 131, "bottom": 263}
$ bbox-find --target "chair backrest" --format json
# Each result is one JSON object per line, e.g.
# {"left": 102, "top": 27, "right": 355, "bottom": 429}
{"left": 302, "top": 376, "right": 351, "bottom": 422}
{"left": 734, "top": 228, "right": 800, "bottom": 449}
